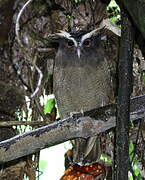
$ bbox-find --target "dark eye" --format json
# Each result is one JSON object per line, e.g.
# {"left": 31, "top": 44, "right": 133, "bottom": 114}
{"left": 83, "top": 39, "right": 91, "bottom": 47}
{"left": 67, "top": 40, "right": 74, "bottom": 48}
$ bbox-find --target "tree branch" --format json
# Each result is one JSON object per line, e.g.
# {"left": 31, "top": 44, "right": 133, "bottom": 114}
{"left": 0, "top": 95, "right": 145, "bottom": 164}
{"left": 0, "top": 121, "right": 49, "bottom": 127}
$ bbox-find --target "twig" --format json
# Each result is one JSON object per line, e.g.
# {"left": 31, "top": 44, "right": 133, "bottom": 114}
{"left": 30, "top": 64, "right": 43, "bottom": 98}
{"left": 25, "top": 49, "right": 43, "bottom": 99}
{"left": 15, "top": 0, "right": 33, "bottom": 46}
{"left": 12, "top": 63, "right": 31, "bottom": 92}
{"left": 0, "top": 121, "right": 50, "bottom": 127}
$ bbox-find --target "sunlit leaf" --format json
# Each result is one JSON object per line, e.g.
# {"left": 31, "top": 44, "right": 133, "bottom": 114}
{"left": 44, "top": 98, "right": 55, "bottom": 114}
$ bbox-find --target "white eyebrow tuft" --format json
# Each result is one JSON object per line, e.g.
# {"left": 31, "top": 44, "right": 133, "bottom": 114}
{"left": 56, "top": 31, "right": 71, "bottom": 38}
{"left": 80, "top": 27, "right": 105, "bottom": 45}
{"left": 56, "top": 31, "right": 77, "bottom": 47}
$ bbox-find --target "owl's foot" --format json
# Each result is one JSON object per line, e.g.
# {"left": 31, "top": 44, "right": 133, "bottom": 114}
{"left": 70, "top": 111, "right": 81, "bottom": 118}
{"left": 70, "top": 110, "right": 84, "bottom": 118}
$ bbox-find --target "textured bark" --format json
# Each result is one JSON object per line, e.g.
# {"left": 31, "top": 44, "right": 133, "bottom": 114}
{"left": 0, "top": 121, "right": 50, "bottom": 127}
{"left": 116, "top": 7, "right": 134, "bottom": 180}
{"left": 120, "top": 0, "right": 145, "bottom": 39}
{"left": 0, "top": 94, "right": 145, "bottom": 164}
{"left": 0, "top": 0, "right": 15, "bottom": 45}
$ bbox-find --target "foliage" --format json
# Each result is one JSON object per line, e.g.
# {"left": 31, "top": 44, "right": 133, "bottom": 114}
{"left": 44, "top": 97, "right": 55, "bottom": 114}
{"left": 39, "top": 160, "right": 48, "bottom": 172}
{"left": 107, "top": 0, "right": 121, "bottom": 26}
{"left": 129, "top": 142, "right": 142, "bottom": 180}
{"left": 100, "top": 154, "right": 112, "bottom": 164}
{"left": 100, "top": 142, "right": 142, "bottom": 180}
{"left": 143, "top": 72, "right": 145, "bottom": 84}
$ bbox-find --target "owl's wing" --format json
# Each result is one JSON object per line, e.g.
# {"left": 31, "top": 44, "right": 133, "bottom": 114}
{"left": 101, "top": 21, "right": 120, "bottom": 99}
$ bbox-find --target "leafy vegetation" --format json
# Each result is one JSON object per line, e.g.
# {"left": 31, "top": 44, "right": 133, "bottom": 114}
{"left": 129, "top": 142, "right": 142, "bottom": 180}
{"left": 107, "top": 0, "right": 121, "bottom": 26}
{"left": 44, "top": 97, "right": 55, "bottom": 115}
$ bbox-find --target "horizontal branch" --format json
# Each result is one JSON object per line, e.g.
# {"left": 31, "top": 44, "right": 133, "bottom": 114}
{"left": 0, "top": 94, "right": 145, "bottom": 164}
{"left": 0, "top": 121, "right": 49, "bottom": 127}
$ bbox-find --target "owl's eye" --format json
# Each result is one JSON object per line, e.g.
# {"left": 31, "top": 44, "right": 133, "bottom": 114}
{"left": 67, "top": 40, "right": 74, "bottom": 48}
{"left": 83, "top": 39, "right": 91, "bottom": 47}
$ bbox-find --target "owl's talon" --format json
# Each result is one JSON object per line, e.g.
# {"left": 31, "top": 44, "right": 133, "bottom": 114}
{"left": 70, "top": 112, "right": 80, "bottom": 118}
{"left": 70, "top": 110, "right": 84, "bottom": 118}
{"left": 80, "top": 109, "right": 84, "bottom": 116}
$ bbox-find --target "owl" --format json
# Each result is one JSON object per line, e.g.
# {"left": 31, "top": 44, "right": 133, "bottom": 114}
{"left": 53, "top": 28, "right": 115, "bottom": 165}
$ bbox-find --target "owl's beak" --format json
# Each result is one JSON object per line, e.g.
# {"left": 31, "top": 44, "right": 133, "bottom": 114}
{"left": 77, "top": 48, "right": 81, "bottom": 59}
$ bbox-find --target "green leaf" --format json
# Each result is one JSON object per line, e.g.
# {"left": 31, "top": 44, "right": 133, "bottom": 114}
{"left": 129, "top": 142, "right": 142, "bottom": 180}
{"left": 129, "top": 142, "right": 134, "bottom": 161}
{"left": 39, "top": 160, "right": 48, "bottom": 171}
{"left": 100, "top": 154, "right": 112, "bottom": 163}
{"left": 44, "top": 98, "right": 55, "bottom": 114}
{"left": 143, "top": 72, "right": 145, "bottom": 83}
{"left": 107, "top": 0, "right": 121, "bottom": 26}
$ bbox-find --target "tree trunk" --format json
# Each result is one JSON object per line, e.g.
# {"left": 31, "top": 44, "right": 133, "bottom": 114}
{"left": 119, "top": 0, "right": 145, "bottom": 39}
{"left": 115, "top": 6, "right": 134, "bottom": 180}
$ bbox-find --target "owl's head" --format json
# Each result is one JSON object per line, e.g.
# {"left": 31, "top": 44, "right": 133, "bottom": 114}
{"left": 49, "top": 27, "right": 106, "bottom": 59}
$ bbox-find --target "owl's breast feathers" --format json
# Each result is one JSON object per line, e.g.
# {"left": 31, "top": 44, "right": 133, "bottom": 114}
{"left": 54, "top": 56, "right": 114, "bottom": 119}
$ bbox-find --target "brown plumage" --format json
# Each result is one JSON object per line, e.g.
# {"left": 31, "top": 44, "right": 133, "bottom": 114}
{"left": 53, "top": 28, "right": 115, "bottom": 165}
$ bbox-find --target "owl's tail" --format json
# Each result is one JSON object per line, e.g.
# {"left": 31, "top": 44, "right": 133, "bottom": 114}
{"left": 72, "top": 136, "right": 101, "bottom": 165}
